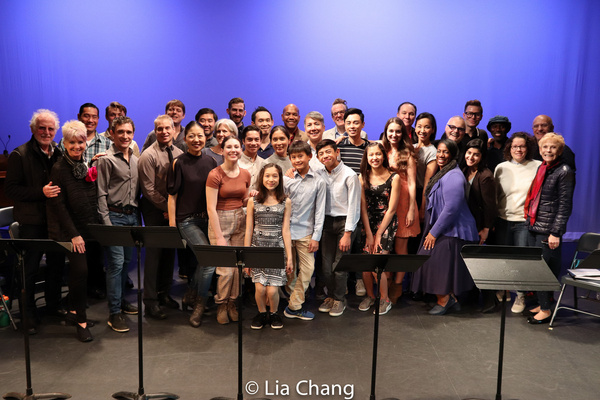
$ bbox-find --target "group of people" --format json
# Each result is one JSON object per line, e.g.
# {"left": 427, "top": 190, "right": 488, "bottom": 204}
{"left": 4, "top": 97, "right": 575, "bottom": 342}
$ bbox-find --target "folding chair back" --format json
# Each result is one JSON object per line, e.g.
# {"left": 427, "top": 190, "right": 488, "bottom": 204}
{"left": 570, "top": 232, "right": 600, "bottom": 269}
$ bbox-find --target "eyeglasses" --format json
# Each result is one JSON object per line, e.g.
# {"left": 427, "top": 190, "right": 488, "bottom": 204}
{"left": 447, "top": 124, "right": 466, "bottom": 133}
{"left": 332, "top": 111, "right": 345, "bottom": 117}
{"left": 464, "top": 112, "right": 482, "bottom": 118}
{"left": 511, "top": 145, "right": 527, "bottom": 150}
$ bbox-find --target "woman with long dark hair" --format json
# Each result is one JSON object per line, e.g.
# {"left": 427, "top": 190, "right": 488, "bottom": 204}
{"left": 381, "top": 117, "right": 420, "bottom": 302}
{"left": 462, "top": 138, "right": 497, "bottom": 312}
{"left": 357, "top": 142, "right": 400, "bottom": 314}
{"left": 411, "top": 139, "right": 479, "bottom": 315}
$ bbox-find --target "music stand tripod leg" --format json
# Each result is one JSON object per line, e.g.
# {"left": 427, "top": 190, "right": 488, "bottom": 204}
{"left": 111, "top": 244, "right": 179, "bottom": 400}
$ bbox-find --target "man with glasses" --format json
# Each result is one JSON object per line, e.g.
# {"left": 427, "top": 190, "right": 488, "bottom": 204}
{"left": 442, "top": 116, "right": 468, "bottom": 162}
{"left": 463, "top": 100, "right": 488, "bottom": 142}
{"left": 486, "top": 115, "right": 511, "bottom": 172}
{"left": 323, "top": 98, "right": 368, "bottom": 141}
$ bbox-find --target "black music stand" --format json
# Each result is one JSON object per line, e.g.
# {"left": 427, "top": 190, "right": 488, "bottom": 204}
{"left": 89, "top": 225, "right": 185, "bottom": 400}
{"left": 461, "top": 245, "right": 560, "bottom": 400}
{"left": 335, "top": 254, "right": 428, "bottom": 400}
{"left": 190, "top": 245, "right": 285, "bottom": 400}
{"left": 1, "top": 238, "right": 72, "bottom": 400}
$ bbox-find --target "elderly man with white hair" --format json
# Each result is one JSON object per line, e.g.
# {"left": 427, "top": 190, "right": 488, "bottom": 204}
{"left": 5, "top": 109, "right": 66, "bottom": 334}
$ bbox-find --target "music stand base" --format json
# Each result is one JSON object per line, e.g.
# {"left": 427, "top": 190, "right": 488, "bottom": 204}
{"left": 112, "top": 391, "right": 178, "bottom": 400}
{"left": 3, "top": 392, "right": 71, "bottom": 400}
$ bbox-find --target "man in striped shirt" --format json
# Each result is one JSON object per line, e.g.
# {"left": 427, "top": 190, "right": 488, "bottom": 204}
{"left": 337, "top": 108, "right": 369, "bottom": 174}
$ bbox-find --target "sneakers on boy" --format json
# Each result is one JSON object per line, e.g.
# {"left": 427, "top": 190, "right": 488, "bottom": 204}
{"left": 359, "top": 297, "right": 375, "bottom": 312}
{"left": 355, "top": 279, "right": 366, "bottom": 296}
{"left": 108, "top": 313, "right": 129, "bottom": 333}
{"left": 511, "top": 294, "right": 526, "bottom": 313}
{"left": 284, "top": 306, "right": 315, "bottom": 320}
{"left": 329, "top": 300, "right": 346, "bottom": 317}
{"left": 374, "top": 299, "right": 392, "bottom": 315}
{"left": 318, "top": 297, "right": 335, "bottom": 313}
{"left": 251, "top": 312, "right": 269, "bottom": 330}
{"left": 270, "top": 312, "right": 283, "bottom": 329}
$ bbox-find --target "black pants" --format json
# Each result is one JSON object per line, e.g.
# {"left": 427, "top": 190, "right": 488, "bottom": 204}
{"left": 67, "top": 251, "right": 88, "bottom": 323}
{"left": 19, "top": 224, "right": 65, "bottom": 316}
{"left": 86, "top": 241, "right": 105, "bottom": 292}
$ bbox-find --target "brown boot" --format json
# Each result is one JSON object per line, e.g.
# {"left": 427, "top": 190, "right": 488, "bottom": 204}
{"left": 189, "top": 297, "right": 207, "bottom": 328}
{"left": 217, "top": 303, "right": 229, "bottom": 325}
{"left": 182, "top": 287, "right": 197, "bottom": 311}
{"left": 227, "top": 299, "right": 239, "bottom": 322}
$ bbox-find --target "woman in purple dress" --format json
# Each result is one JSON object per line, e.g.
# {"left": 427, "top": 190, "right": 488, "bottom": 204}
{"left": 411, "top": 139, "right": 479, "bottom": 315}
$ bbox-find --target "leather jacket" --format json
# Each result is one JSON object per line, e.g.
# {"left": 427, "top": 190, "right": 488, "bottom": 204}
{"left": 527, "top": 160, "right": 575, "bottom": 237}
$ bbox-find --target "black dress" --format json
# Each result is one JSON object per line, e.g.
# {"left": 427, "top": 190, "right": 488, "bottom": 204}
{"left": 360, "top": 173, "right": 398, "bottom": 253}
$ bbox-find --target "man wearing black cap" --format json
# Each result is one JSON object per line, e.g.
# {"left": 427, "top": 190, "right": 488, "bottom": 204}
{"left": 486, "top": 115, "right": 511, "bottom": 172}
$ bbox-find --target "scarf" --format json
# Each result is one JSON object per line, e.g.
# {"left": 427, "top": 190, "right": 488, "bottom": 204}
{"left": 63, "top": 153, "right": 89, "bottom": 180}
{"left": 425, "top": 160, "right": 457, "bottom": 198}
{"left": 524, "top": 160, "right": 558, "bottom": 225}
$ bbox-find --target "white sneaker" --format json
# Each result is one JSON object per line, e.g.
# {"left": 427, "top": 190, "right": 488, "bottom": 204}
{"left": 511, "top": 295, "right": 526, "bottom": 313}
{"left": 356, "top": 279, "right": 366, "bottom": 297}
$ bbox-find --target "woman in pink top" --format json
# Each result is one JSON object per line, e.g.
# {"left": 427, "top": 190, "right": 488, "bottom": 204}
{"left": 206, "top": 135, "right": 251, "bottom": 325}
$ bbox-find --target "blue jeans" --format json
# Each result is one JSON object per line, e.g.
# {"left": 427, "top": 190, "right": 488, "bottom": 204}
{"left": 178, "top": 216, "right": 214, "bottom": 298}
{"left": 105, "top": 211, "right": 138, "bottom": 315}
{"left": 494, "top": 218, "right": 529, "bottom": 246}
{"left": 528, "top": 231, "right": 562, "bottom": 311}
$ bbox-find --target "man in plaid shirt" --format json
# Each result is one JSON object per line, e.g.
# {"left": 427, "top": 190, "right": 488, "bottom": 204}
{"left": 60, "top": 103, "right": 111, "bottom": 164}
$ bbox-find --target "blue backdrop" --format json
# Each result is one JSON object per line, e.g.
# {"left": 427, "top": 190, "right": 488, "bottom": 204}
{"left": 1, "top": 0, "right": 598, "bottom": 234}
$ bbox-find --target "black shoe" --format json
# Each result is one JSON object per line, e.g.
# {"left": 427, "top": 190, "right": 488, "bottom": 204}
{"left": 76, "top": 324, "right": 93, "bottom": 342}
{"left": 251, "top": 312, "right": 269, "bottom": 330}
{"left": 527, "top": 315, "right": 551, "bottom": 324}
{"left": 121, "top": 301, "right": 138, "bottom": 315}
{"left": 145, "top": 304, "right": 167, "bottom": 320}
{"left": 158, "top": 293, "right": 179, "bottom": 310}
{"left": 108, "top": 313, "right": 129, "bottom": 332}
{"left": 270, "top": 312, "right": 283, "bottom": 329}
{"left": 64, "top": 313, "right": 96, "bottom": 327}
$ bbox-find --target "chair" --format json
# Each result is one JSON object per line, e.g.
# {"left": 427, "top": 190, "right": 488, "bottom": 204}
{"left": 549, "top": 232, "right": 600, "bottom": 327}
{"left": 0, "top": 206, "right": 17, "bottom": 330}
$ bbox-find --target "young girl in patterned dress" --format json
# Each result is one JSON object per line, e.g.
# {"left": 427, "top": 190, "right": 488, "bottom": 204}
{"left": 358, "top": 142, "right": 401, "bottom": 315}
{"left": 244, "top": 163, "right": 293, "bottom": 329}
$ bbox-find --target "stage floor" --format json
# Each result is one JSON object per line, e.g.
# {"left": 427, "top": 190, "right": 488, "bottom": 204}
{"left": 1, "top": 278, "right": 599, "bottom": 400}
